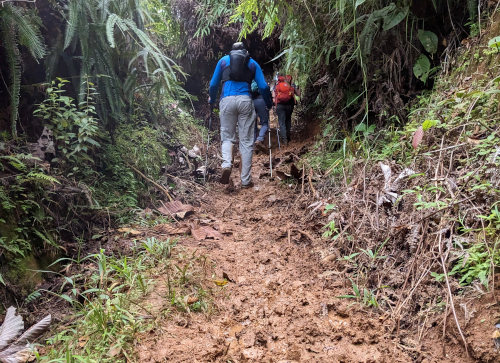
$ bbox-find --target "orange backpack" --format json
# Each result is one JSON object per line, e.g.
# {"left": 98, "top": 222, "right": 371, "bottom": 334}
{"left": 275, "top": 75, "right": 294, "bottom": 104}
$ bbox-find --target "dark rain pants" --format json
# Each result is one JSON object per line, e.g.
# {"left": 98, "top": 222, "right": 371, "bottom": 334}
{"left": 276, "top": 103, "right": 293, "bottom": 143}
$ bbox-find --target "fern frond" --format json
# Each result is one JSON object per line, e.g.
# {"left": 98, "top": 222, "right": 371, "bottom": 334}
{"left": 25, "top": 172, "right": 60, "bottom": 184}
{"left": 25, "top": 289, "right": 41, "bottom": 304}
{"left": 0, "top": 4, "right": 46, "bottom": 138}
{"left": 64, "top": 0, "right": 80, "bottom": 50}
{"left": 106, "top": 13, "right": 120, "bottom": 48}
{"left": 0, "top": 16, "right": 21, "bottom": 139}
{"left": 7, "top": 5, "right": 45, "bottom": 60}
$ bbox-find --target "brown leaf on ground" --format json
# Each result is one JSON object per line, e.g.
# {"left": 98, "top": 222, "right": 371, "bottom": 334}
{"left": 190, "top": 224, "right": 223, "bottom": 240}
{"left": 117, "top": 227, "right": 142, "bottom": 236}
{"left": 158, "top": 200, "right": 194, "bottom": 219}
{"left": 108, "top": 346, "right": 121, "bottom": 357}
{"left": 78, "top": 336, "right": 89, "bottom": 348}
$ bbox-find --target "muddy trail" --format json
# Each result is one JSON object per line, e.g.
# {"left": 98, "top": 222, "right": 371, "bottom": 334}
{"left": 131, "top": 131, "right": 475, "bottom": 363}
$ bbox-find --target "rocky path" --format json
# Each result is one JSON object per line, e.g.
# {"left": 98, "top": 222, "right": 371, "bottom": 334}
{"left": 134, "top": 143, "right": 415, "bottom": 363}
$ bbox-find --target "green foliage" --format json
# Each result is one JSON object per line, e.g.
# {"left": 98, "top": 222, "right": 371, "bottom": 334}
{"left": 0, "top": 3, "right": 46, "bottom": 138}
{"left": 230, "top": 0, "right": 280, "bottom": 39}
{"left": 417, "top": 30, "right": 438, "bottom": 55}
{"left": 33, "top": 78, "right": 100, "bottom": 170}
{"left": 194, "top": 0, "right": 232, "bottom": 38}
{"left": 413, "top": 54, "right": 431, "bottom": 83}
{"left": 0, "top": 153, "right": 58, "bottom": 261}
{"left": 488, "top": 35, "right": 500, "bottom": 51}
{"left": 421, "top": 119, "right": 439, "bottom": 131}
{"left": 40, "top": 240, "right": 213, "bottom": 360}
{"left": 115, "top": 125, "right": 170, "bottom": 179}
{"left": 49, "top": 0, "right": 187, "bottom": 130}
{"left": 451, "top": 241, "right": 499, "bottom": 288}
{"left": 338, "top": 278, "right": 379, "bottom": 308}
{"left": 450, "top": 206, "right": 500, "bottom": 288}
{"left": 322, "top": 220, "right": 340, "bottom": 240}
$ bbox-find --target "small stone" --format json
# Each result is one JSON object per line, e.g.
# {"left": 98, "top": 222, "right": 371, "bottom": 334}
{"left": 241, "top": 347, "right": 264, "bottom": 360}
{"left": 352, "top": 335, "right": 365, "bottom": 345}
{"left": 286, "top": 346, "right": 302, "bottom": 360}
{"left": 241, "top": 331, "right": 256, "bottom": 348}
{"left": 274, "top": 304, "right": 286, "bottom": 316}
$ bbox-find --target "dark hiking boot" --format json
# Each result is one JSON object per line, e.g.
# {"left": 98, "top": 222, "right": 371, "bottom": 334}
{"left": 241, "top": 181, "right": 254, "bottom": 188}
{"left": 220, "top": 167, "right": 232, "bottom": 184}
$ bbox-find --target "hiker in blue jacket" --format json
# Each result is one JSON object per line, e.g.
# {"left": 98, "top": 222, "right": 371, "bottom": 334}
{"left": 209, "top": 42, "right": 272, "bottom": 187}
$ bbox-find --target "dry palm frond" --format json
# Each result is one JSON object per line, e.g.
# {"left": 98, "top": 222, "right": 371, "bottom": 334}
{"left": 0, "top": 307, "right": 51, "bottom": 363}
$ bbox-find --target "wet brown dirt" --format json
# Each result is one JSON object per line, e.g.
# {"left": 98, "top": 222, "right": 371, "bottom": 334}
{"left": 132, "top": 137, "right": 499, "bottom": 362}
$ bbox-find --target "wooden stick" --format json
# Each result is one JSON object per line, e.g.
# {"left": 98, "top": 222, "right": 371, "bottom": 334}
{"left": 301, "top": 164, "right": 305, "bottom": 195}
{"left": 439, "top": 233, "right": 469, "bottom": 356}
{"left": 128, "top": 163, "right": 173, "bottom": 201}
{"left": 442, "top": 294, "right": 449, "bottom": 357}
{"left": 308, "top": 168, "right": 318, "bottom": 198}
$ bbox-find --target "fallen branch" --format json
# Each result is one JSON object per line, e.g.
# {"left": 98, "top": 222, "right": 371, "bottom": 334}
{"left": 128, "top": 163, "right": 173, "bottom": 202}
{"left": 308, "top": 168, "right": 318, "bottom": 198}
{"left": 438, "top": 233, "right": 469, "bottom": 356}
{"left": 301, "top": 164, "right": 305, "bottom": 195}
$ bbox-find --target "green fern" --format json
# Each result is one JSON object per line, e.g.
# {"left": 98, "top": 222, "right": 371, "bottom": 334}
{"left": 54, "top": 0, "right": 187, "bottom": 131}
{"left": 25, "top": 172, "right": 60, "bottom": 184}
{"left": 0, "top": 4, "right": 46, "bottom": 139}
{"left": 25, "top": 289, "right": 42, "bottom": 303}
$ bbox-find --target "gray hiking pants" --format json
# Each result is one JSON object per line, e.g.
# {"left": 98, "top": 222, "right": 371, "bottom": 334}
{"left": 219, "top": 95, "right": 256, "bottom": 185}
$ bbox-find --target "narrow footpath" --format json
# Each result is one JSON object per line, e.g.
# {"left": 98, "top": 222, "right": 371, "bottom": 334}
{"left": 134, "top": 140, "right": 416, "bottom": 362}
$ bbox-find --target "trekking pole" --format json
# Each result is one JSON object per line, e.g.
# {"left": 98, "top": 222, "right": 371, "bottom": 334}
{"left": 276, "top": 127, "right": 281, "bottom": 151}
{"left": 272, "top": 105, "right": 280, "bottom": 151}
{"left": 204, "top": 110, "right": 212, "bottom": 184}
{"left": 268, "top": 129, "right": 273, "bottom": 178}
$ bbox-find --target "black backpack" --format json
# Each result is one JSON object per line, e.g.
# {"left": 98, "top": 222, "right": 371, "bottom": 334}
{"left": 222, "top": 49, "right": 254, "bottom": 84}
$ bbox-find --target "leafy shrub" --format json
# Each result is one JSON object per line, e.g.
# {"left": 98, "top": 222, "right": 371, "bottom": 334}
{"left": 33, "top": 78, "right": 101, "bottom": 171}
{"left": 0, "top": 153, "right": 59, "bottom": 264}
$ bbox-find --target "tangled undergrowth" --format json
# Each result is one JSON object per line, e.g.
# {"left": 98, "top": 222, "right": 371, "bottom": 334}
{"left": 307, "top": 18, "right": 499, "bottom": 356}
{"left": 0, "top": 80, "right": 204, "bottom": 296}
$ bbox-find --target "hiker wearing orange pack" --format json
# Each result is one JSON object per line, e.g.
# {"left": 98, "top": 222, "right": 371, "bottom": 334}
{"left": 273, "top": 75, "right": 300, "bottom": 146}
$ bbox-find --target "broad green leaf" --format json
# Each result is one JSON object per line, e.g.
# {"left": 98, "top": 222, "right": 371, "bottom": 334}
{"left": 488, "top": 36, "right": 500, "bottom": 49}
{"left": 383, "top": 5, "right": 409, "bottom": 31}
{"left": 355, "top": 123, "right": 367, "bottom": 132}
{"left": 355, "top": 0, "right": 367, "bottom": 9}
{"left": 418, "top": 30, "right": 438, "bottom": 54}
{"left": 413, "top": 54, "right": 431, "bottom": 83}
